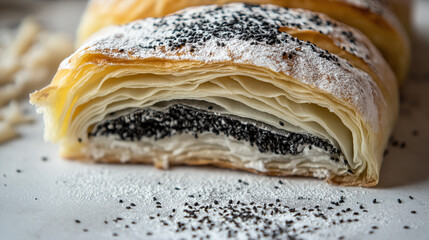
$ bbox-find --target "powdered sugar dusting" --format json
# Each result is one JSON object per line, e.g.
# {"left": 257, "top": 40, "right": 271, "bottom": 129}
{"left": 73, "top": 3, "right": 383, "bottom": 129}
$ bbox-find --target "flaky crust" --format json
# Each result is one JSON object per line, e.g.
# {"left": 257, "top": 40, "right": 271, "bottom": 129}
{"left": 77, "top": 0, "right": 410, "bottom": 82}
{"left": 31, "top": 4, "right": 399, "bottom": 186}
{"left": 67, "top": 154, "right": 378, "bottom": 187}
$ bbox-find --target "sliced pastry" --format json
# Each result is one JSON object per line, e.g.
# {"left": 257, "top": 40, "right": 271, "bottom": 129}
{"left": 31, "top": 4, "right": 399, "bottom": 186}
{"left": 76, "top": 0, "right": 410, "bottom": 82}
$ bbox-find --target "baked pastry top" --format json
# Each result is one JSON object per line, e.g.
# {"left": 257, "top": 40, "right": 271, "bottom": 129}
{"left": 76, "top": 0, "right": 410, "bottom": 82}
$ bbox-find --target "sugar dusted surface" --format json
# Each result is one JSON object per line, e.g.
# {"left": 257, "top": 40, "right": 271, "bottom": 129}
{"left": 2, "top": 1, "right": 429, "bottom": 239}
{"left": 74, "top": 3, "right": 382, "bottom": 129}
{"left": 1, "top": 106, "right": 429, "bottom": 239}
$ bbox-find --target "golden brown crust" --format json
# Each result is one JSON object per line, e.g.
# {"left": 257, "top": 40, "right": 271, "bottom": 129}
{"left": 77, "top": 0, "right": 410, "bottom": 82}
{"left": 67, "top": 153, "right": 377, "bottom": 187}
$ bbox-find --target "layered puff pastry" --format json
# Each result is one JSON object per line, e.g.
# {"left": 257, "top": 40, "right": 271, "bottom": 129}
{"left": 31, "top": 4, "right": 399, "bottom": 186}
{"left": 76, "top": 0, "right": 410, "bottom": 82}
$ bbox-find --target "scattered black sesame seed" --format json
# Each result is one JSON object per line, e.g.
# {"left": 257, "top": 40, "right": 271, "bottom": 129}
{"left": 83, "top": 229, "right": 88, "bottom": 232}
{"left": 41, "top": 156, "right": 48, "bottom": 161}
{"left": 130, "top": 203, "right": 136, "bottom": 207}
{"left": 372, "top": 199, "right": 378, "bottom": 204}
{"left": 119, "top": 199, "right": 123, "bottom": 203}
{"left": 404, "top": 226, "right": 410, "bottom": 229}
{"left": 75, "top": 220, "right": 81, "bottom": 224}
{"left": 409, "top": 196, "right": 414, "bottom": 200}
{"left": 397, "top": 199, "right": 402, "bottom": 204}
{"left": 16, "top": 169, "right": 21, "bottom": 173}
{"left": 411, "top": 211, "right": 416, "bottom": 214}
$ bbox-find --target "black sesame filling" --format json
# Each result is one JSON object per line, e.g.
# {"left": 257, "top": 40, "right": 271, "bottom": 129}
{"left": 89, "top": 104, "right": 346, "bottom": 164}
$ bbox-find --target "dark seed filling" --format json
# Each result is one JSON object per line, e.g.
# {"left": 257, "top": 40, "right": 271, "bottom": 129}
{"left": 89, "top": 104, "right": 347, "bottom": 166}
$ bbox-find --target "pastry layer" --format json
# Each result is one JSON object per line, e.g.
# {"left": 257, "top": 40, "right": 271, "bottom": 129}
{"left": 30, "top": 4, "right": 399, "bottom": 186}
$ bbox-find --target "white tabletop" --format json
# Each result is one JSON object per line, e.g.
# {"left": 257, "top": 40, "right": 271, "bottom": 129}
{"left": 0, "top": 1, "right": 428, "bottom": 239}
